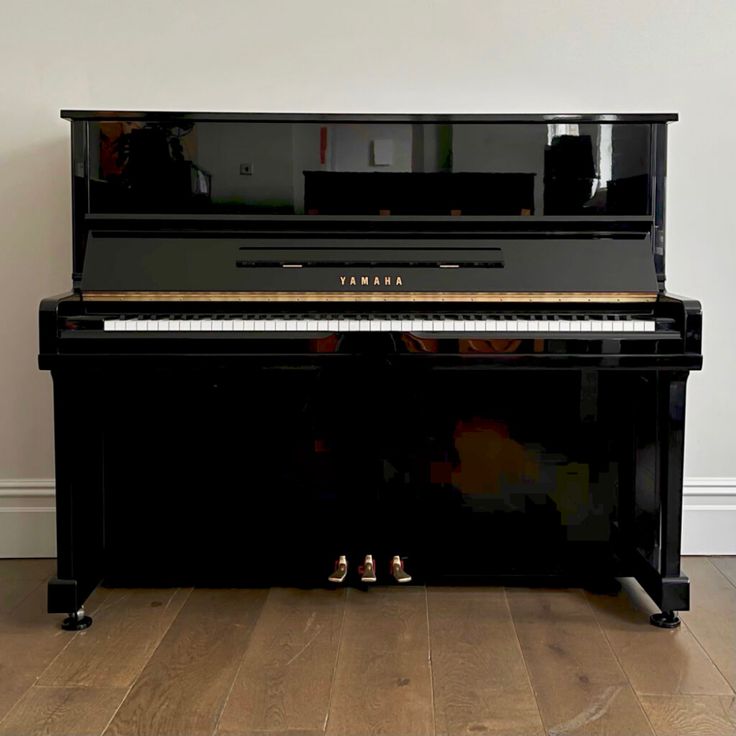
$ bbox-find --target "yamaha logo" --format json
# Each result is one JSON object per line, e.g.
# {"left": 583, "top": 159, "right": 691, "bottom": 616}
{"left": 339, "top": 275, "right": 404, "bottom": 287}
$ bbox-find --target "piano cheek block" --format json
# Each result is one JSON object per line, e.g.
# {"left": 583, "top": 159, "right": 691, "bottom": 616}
{"left": 40, "top": 110, "right": 700, "bottom": 629}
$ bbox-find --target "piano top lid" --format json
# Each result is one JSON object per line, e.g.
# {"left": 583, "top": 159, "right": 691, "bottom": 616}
{"left": 60, "top": 110, "right": 679, "bottom": 124}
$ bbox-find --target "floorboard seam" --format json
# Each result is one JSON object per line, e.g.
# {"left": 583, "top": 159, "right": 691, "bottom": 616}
{"left": 503, "top": 587, "right": 548, "bottom": 736}
{"left": 582, "top": 590, "right": 658, "bottom": 735}
{"left": 707, "top": 557, "right": 736, "bottom": 591}
{"left": 210, "top": 588, "right": 272, "bottom": 736}
{"left": 680, "top": 618, "right": 736, "bottom": 696}
{"left": 98, "top": 586, "right": 194, "bottom": 736}
{"left": 423, "top": 586, "right": 437, "bottom": 736}
{"left": 322, "top": 587, "right": 348, "bottom": 736}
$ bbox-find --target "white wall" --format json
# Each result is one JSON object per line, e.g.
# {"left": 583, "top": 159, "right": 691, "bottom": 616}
{"left": 0, "top": 0, "right": 734, "bottom": 489}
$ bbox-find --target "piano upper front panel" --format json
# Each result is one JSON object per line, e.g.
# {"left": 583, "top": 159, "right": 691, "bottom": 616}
{"left": 83, "top": 121, "right": 653, "bottom": 219}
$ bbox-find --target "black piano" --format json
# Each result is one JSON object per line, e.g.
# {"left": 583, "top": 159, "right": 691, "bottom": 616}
{"left": 40, "top": 111, "right": 702, "bottom": 630}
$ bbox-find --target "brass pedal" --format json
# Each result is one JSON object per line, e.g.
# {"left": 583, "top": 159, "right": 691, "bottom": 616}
{"left": 391, "top": 555, "right": 412, "bottom": 583}
{"left": 359, "top": 554, "right": 377, "bottom": 583}
{"left": 328, "top": 555, "right": 348, "bottom": 584}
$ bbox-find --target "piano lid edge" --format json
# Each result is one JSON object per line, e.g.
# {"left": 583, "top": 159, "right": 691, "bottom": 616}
{"left": 81, "top": 291, "right": 658, "bottom": 303}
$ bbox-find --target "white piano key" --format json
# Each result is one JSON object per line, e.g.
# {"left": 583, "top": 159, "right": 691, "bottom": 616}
{"left": 189, "top": 321, "right": 201, "bottom": 331}
{"left": 418, "top": 320, "right": 433, "bottom": 331}
{"left": 252, "top": 319, "right": 264, "bottom": 331}
{"left": 401, "top": 320, "right": 413, "bottom": 332}
{"left": 632, "top": 320, "right": 647, "bottom": 332}
{"left": 548, "top": 321, "right": 560, "bottom": 332}
{"left": 317, "top": 320, "right": 329, "bottom": 331}
{"left": 328, "top": 320, "right": 339, "bottom": 331}
{"left": 359, "top": 320, "right": 371, "bottom": 331}
{"left": 232, "top": 319, "right": 245, "bottom": 331}
{"left": 286, "top": 320, "right": 297, "bottom": 331}
{"left": 601, "top": 321, "right": 614, "bottom": 332}
{"left": 557, "top": 320, "right": 571, "bottom": 331}
{"left": 338, "top": 320, "right": 350, "bottom": 331}
{"left": 580, "top": 321, "right": 592, "bottom": 332}
{"left": 623, "top": 321, "right": 635, "bottom": 332}
{"left": 494, "top": 320, "right": 508, "bottom": 331}
{"left": 170, "top": 320, "right": 182, "bottom": 331}
{"left": 644, "top": 321, "right": 655, "bottom": 332}
{"left": 293, "top": 320, "right": 308, "bottom": 331}
{"left": 197, "top": 320, "right": 210, "bottom": 331}
{"left": 222, "top": 320, "right": 234, "bottom": 331}
{"left": 569, "top": 321, "right": 581, "bottom": 332}
{"left": 528, "top": 320, "right": 539, "bottom": 331}
{"left": 103, "top": 321, "right": 113, "bottom": 331}
{"left": 274, "top": 320, "right": 286, "bottom": 331}
{"left": 515, "top": 321, "right": 528, "bottom": 332}
{"left": 410, "top": 320, "right": 423, "bottom": 332}
{"left": 390, "top": 320, "right": 402, "bottom": 331}
{"left": 346, "top": 320, "right": 359, "bottom": 331}
{"left": 210, "top": 320, "right": 222, "bottom": 330}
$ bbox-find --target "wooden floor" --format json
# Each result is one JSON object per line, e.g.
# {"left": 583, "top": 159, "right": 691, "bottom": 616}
{"left": 0, "top": 559, "right": 735, "bottom": 735}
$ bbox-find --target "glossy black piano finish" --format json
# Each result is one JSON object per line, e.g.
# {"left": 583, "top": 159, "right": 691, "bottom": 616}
{"left": 41, "top": 111, "right": 701, "bottom": 630}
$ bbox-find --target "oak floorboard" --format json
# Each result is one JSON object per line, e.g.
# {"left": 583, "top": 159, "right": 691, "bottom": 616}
{"left": 39, "top": 587, "right": 191, "bottom": 688}
{"left": 682, "top": 557, "right": 736, "bottom": 692}
{"left": 0, "top": 578, "right": 43, "bottom": 613}
{"left": 427, "top": 588, "right": 543, "bottom": 736}
{"left": 0, "top": 686, "right": 125, "bottom": 736}
{"left": 0, "top": 558, "right": 56, "bottom": 581}
{"left": 710, "top": 556, "right": 736, "bottom": 588}
{"left": 0, "top": 582, "right": 78, "bottom": 723}
{"left": 507, "top": 588, "right": 654, "bottom": 735}
{"left": 325, "top": 588, "right": 433, "bottom": 736}
{"left": 585, "top": 579, "right": 731, "bottom": 695}
{"left": 104, "top": 589, "right": 267, "bottom": 736}
{"left": 639, "top": 694, "right": 736, "bottom": 736}
{"left": 217, "top": 588, "right": 345, "bottom": 736}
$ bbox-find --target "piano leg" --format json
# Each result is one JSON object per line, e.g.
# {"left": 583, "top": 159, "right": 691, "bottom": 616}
{"left": 647, "top": 371, "right": 690, "bottom": 628}
{"left": 633, "top": 371, "right": 690, "bottom": 629}
{"left": 48, "top": 372, "right": 105, "bottom": 630}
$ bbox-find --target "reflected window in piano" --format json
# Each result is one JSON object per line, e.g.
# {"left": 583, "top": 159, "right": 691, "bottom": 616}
{"left": 88, "top": 121, "right": 651, "bottom": 217}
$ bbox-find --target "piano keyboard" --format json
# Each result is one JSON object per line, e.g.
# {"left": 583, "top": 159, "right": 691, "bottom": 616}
{"left": 101, "top": 315, "right": 657, "bottom": 333}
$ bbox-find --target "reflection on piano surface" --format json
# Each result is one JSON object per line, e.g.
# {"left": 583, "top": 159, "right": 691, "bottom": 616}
{"left": 40, "top": 111, "right": 701, "bottom": 631}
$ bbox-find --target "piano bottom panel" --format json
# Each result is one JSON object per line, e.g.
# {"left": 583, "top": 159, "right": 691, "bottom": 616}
{"left": 86, "top": 363, "right": 666, "bottom": 588}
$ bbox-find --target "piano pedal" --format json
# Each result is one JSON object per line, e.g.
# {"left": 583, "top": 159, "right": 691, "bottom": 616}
{"left": 328, "top": 555, "right": 348, "bottom": 584}
{"left": 391, "top": 556, "right": 412, "bottom": 584}
{"left": 358, "top": 554, "right": 377, "bottom": 583}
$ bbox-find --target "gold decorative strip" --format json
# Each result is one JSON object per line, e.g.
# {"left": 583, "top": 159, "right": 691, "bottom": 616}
{"left": 83, "top": 291, "right": 656, "bottom": 303}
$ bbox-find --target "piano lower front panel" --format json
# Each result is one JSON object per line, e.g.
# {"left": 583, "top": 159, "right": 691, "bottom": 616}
{"left": 93, "top": 362, "right": 658, "bottom": 587}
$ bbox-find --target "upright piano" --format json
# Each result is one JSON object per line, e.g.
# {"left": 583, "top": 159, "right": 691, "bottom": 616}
{"left": 40, "top": 111, "right": 702, "bottom": 630}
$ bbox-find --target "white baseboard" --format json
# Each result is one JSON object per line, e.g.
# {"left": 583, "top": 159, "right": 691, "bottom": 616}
{"left": 1, "top": 478, "right": 734, "bottom": 558}
{"left": 682, "top": 478, "right": 736, "bottom": 555}
{"left": 0, "top": 480, "right": 56, "bottom": 558}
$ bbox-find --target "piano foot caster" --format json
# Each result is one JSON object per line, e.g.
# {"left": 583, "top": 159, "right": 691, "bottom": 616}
{"left": 61, "top": 608, "right": 92, "bottom": 631}
{"left": 649, "top": 610, "right": 681, "bottom": 629}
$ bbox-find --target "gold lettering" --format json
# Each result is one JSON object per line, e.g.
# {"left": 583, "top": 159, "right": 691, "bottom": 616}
{"left": 373, "top": 276, "right": 381, "bottom": 286}
{"left": 339, "top": 276, "right": 346, "bottom": 286}
{"left": 396, "top": 276, "right": 403, "bottom": 286}
{"left": 384, "top": 276, "right": 391, "bottom": 285}
{"left": 349, "top": 276, "right": 357, "bottom": 286}
{"left": 361, "top": 276, "right": 369, "bottom": 285}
